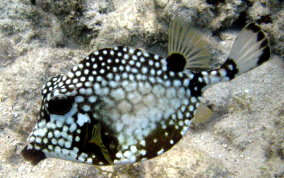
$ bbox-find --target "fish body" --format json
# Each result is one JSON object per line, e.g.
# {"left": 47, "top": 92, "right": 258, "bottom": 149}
{"left": 21, "top": 20, "right": 270, "bottom": 166}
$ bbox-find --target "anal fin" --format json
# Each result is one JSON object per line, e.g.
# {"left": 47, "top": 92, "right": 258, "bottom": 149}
{"left": 192, "top": 103, "right": 213, "bottom": 124}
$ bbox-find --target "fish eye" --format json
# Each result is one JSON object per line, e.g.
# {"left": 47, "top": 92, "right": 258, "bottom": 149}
{"left": 47, "top": 95, "right": 74, "bottom": 115}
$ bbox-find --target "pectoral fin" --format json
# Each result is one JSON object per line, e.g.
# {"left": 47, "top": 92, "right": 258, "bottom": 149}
{"left": 89, "top": 124, "right": 113, "bottom": 165}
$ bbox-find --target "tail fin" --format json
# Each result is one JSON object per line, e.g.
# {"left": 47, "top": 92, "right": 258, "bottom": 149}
{"left": 228, "top": 23, "right": 271, "bottom": 75}
{"left": 201, "top": 23, "right": 271, "bottom": 87}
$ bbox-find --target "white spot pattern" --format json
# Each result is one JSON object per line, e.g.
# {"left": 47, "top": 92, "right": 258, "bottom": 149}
{"left": 26, "top": 46, "right": 215, "bottom": 166}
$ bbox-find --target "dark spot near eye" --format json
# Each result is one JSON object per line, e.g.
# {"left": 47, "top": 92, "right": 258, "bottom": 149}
{"left": 166, "top": 53, "right": 186, "bottom": 72}
{"left": 47, "top": 96, "right": 74, "bottom": 115}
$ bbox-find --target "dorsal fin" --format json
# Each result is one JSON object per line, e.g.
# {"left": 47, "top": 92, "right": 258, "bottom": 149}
{"left": 167, "top": 18, "right": 211, "bottom": 72}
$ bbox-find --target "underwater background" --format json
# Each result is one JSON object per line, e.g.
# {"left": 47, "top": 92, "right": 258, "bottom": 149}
{"left": 0, "top": 0, "right": 283, "bottom": 177}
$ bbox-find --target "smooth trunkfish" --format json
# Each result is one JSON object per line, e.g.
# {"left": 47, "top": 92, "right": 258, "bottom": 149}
{"left": 21, "top": 18, "right": 271, "bottom": 165}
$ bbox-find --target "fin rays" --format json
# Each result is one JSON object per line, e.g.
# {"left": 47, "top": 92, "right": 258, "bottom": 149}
{"left": 228, "top": 23, "right": 270, "bottom": 74}
{"left": 168, "top": 18, "right": 211, "bottom": 71}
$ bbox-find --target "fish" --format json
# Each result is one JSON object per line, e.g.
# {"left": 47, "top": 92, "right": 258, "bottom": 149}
{"left": 21, "top": 18, "right": 270, "bottom": 166}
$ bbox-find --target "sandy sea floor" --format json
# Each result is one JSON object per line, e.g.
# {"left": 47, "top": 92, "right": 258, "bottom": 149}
{"left": 0, "top": 0, "right": 283, "bottom": 177}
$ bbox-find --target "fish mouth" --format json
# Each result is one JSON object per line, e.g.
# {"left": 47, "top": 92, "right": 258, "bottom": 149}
{"left": 21, "top": 145, "right": 46, "bottom": 165}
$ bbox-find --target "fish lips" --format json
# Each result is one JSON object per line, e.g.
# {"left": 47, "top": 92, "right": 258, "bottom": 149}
{"left": 21, "top": 145, "right": 46, "bottom": 165}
